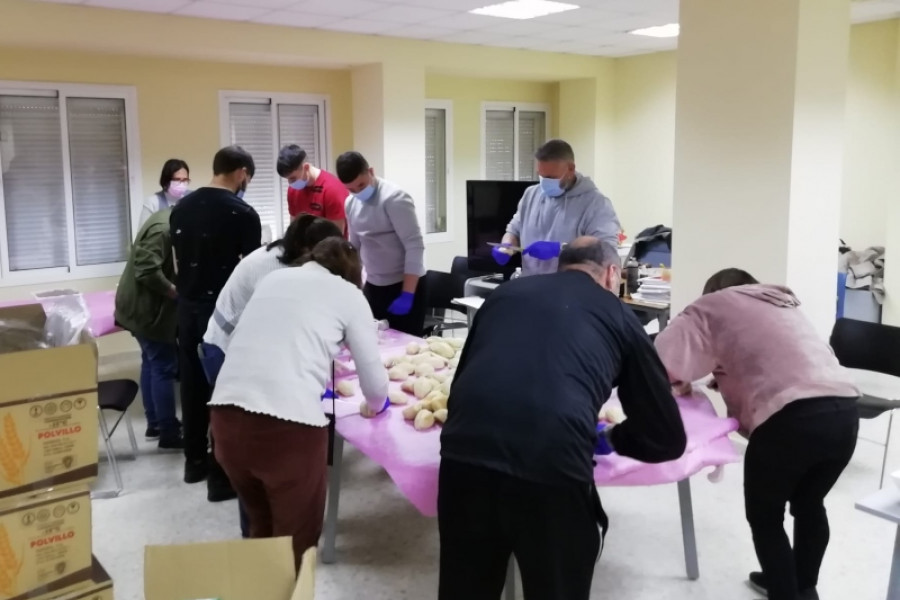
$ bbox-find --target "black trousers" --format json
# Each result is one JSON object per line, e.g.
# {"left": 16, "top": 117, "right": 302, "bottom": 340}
{"left": 364, "top": 279, "right": 426, "bottom": 336}
{"left": 438, "top": 459, "right": 606, "bottom": 600}
{"left": 176, "top": 298, "right": 216, "bottom": 463}
{"left": 744, "top": 396, "right": 858, "bottom": 600}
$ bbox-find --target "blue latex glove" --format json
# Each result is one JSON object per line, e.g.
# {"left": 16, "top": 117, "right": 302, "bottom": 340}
{"left": 377, "top": 397, "right": 390, "bottom": 415}
{"left": 388, "top": 291, "right": 415, "bottom": 316}
{"left": 492, "top": 243, "right": 513, "bottom": 266}
{"left": 524, "top": 241, "right": 562, "bottom": 261}
{"left": 321, "top": 388, "right": 337, "bottom": 401}
{"left": 594, "top": 423, "right": 615, "bottom": 456}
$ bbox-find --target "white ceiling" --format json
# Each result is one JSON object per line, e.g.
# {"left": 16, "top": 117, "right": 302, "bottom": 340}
{"left": 31, "top": 0, "right": 900, "bottom": 58}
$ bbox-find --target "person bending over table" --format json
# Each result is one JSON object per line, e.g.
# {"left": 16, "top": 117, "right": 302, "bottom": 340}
{"left": 439, "top": 236, "right": 686, "bottom": 600}
{"left": 492, "top": 139, "right": 621, "bottom": 277}
{"left": 209, "top": 237, "right": 389, "bottom": 569}
{"left": 654, "top": 268, "right": 859, "bottom": 600}
{"left": 336, "top": 151, "right": 426, "bottom": 336}
{"left": 199, "top": 214, "right": 343, "bottom": 539}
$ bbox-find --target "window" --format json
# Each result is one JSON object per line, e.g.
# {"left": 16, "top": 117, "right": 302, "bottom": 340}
{"left": 220, "top": 92, "right": 329, "bottom": 237}
{"left": 0, "top": 82, "right": 140, "bottom": 285}
{"left": 481, "top": 103, "right": 549, "bottom": 181}
{"left": 425, "top": 100, "right": 452, "bottom": 239}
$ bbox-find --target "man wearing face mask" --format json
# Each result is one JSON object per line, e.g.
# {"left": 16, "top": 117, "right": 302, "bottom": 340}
{"left": 170, "top": 145, "right": 262, "bottom": 500}
{"left": 439, "top": 237, "right": 686, "bottom": 600}
{"left": 277, "top": 144, "right": 347, "bottom": 235}
{"left": 336, "top": 151, "right": 426, "bottom": 336}
{"left": 494, "top": 139, "right": 621, "bottom": 277}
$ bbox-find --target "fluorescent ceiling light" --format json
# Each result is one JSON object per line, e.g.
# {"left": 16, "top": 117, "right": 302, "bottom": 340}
{"left": 630, "top": 23, "right": 680, "bottom": 38}
{"left": 470, "top": 0, "right": 579, "bottom": 20}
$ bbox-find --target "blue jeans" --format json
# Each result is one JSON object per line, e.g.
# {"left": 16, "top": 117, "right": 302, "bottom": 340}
{"left": 135, "top": 336, "right": 179, "bottom": 437}
{"left": 199, "top": 342, "right": 248, "bottom": 538}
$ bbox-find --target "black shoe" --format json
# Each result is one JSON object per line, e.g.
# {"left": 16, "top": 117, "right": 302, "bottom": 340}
{"left": 207, "top": 484, "right": 238, "bottom": 503}
{"left": 145, "top": 427, "right": 160, "bottom": 441}
{"left": 158, "top": 433, "right": 184, "bottom": 451}
{"left": 184, "top": 459, "right": 209, "bottom": 484}
{"left": 748, "top": 572, "right": 767, "bottom": 595}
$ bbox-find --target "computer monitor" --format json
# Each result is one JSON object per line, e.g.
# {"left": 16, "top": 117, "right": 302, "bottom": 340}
{"left": 466, "top": 180, "right": 536, "bottom": 277}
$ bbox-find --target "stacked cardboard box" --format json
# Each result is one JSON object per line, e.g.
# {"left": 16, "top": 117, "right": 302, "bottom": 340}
{"left": 0, "top": 304, "right": 112, "bottom": 600}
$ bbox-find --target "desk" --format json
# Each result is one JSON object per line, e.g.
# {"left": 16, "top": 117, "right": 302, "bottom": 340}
{"left": 856, "top": 488, "right": 900, "bottom": 599}
{"left": 623, "top": 296, "right": 671, "bottom": 331}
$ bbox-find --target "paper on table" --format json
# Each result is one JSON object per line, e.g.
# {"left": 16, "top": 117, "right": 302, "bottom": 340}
{"left": 452, "top": 296, "right": 485, "bottom": 310}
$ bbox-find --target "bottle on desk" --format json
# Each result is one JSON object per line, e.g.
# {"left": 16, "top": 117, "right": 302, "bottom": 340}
{"left": 625, "top": 258, "right": 640, "bottom": 297}
{"left": 510, "top": 267, "right": 522, "bottom": 280}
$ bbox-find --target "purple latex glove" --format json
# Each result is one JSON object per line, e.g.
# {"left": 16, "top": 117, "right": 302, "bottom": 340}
{"left": 378, "top": 397, "right": 390, "bottom": 414}
{"left": 492, "top": 243, "right": 513, "bottom": 266}
{"left": 524, "top": 241, "right": 562, "bottom": 261}
{"left": 388, "top": 291, "right": 415, "bottom": 316}
{"left": 321, "top": 388, "right": 337, "bottom": 401}
{"left": 594, "top": 423, "right": 616, "bottom": 456}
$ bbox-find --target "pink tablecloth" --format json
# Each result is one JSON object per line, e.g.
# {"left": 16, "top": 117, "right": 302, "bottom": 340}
{"left": 335, "top": 393, "right": 741, "bottom": 517}
{"left": 0, "top": 290, "right": 120, "bottom": 337}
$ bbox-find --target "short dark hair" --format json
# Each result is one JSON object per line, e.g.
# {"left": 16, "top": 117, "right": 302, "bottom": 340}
{"left": 335, "top": 151, "right": 370, "bottom": 184}
{"left": 276, "top": 144, "right": 307, "bottom": 178}
{"left": 702, "top": 268, "right": 759, "bottom": 295}
{"left": 535, "top": 139, "right": 575, "bottom": 163}
{"left": 558, "top": 239, "right": 620, "bottom": 272}
{"left": 158, "top": 159, "right": 189, "bottom": 190}
{"left": 267, "top": 213, "right": 343, "bottom": 265}
{"left": 299, "top": 237, "right": 362, "bottom": 288}
{"left": 213, "top": 145, "right": 255, "bottom": 179}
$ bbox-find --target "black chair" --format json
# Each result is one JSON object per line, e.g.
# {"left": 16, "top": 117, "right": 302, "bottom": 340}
{"left": 422, "top": 269, "right": 469, "bottom": 337}
{"left": 95, "top": 379, "right": 140, "bottom": 499}
{"left": 830, "top": 318, "right": 900, "bottom": 487}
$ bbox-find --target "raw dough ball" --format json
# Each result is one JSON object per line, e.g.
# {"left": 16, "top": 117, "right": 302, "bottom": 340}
{"left": 388, "top": 390, "right": 409, "bottom": 405}
{"left": 399, "top": 362, "right": 416, "bottom": 376}
{"left": 428, "top": 394, "right": 448, "bottom": 412}
{"left": 424, "top": 355, "right": 447, "bottom": 369}
{"left": 439, "top": 380, "right": 452, "bottom": 396}
{"left": 400, "top": 379, "right": 416, "bottom": 394}
{"left": 432, "top": 372, "right": 448, "bottom": 384}
{"left": 414, "top": 363, "right": 435, "bottom": 377}
{"left": 434, "top": 408, "right": 448, "bottom": 424}
{"left": 448, "top": 356, "right": 460, "bottom": 368}
{"left": 335, "top": 380, "right": 355, "bottom": 397}
{"left": 414, "top": 377, "right": 435, "bottom": 399}
{"left": 445, "top": 337, "right": 464, "bottom": 349}
{"left": 388, "top": 366, "right": 409, "bottom": 381}
{"left": 599, "top": 405, "right": 626, "bottom": 425}
{"left": 406, "top": 342, "right": 422, "bottom": 355}
{"left": 414, "top": 410, "right": 435, "bottom": 431}
{"left": 402, "top": 403, "right": 420, "bottom": 420}
{"left": 426, "top": 336, "right": 444, "bottom": 344}
{"left": 429, "top": 341, "right": 456, "bottom": 360}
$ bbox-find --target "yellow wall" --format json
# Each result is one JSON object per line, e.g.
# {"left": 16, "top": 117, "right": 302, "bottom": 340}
{"left": 425, "top": 76, "right": 559, "bottom": 269}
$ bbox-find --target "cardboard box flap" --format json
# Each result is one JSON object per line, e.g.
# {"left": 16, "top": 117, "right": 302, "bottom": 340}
{"left": 0, "top": 304, "right": 47, "bottom": 331}
{"left": 290, "top": 547, "right": 316, "bottom": 600}
{"left": 0, "top": 344, "right": 97, "bottom": 403}
{"left": 145, "top": 537, "right": 297, "bottom": 600}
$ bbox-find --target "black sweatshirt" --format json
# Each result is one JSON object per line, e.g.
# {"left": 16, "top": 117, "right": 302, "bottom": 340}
{"left": 441, "top": 270, "right": 687, "bottom": 486}
{"left": 170, "top": 188, "right": 262, "bottom": 302}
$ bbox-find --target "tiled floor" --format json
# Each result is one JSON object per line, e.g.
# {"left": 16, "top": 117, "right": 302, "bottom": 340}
{"left": 93, "top": 360, "right": 896, "bottom": 599}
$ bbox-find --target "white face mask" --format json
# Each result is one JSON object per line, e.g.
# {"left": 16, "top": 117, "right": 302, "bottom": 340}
{"left": 168, "top": 181, "right": 189, "bottom": 200}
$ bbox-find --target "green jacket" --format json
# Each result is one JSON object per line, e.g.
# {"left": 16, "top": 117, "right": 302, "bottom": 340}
{"left": 114, "top": 208, "right": 177, "bottom": 343}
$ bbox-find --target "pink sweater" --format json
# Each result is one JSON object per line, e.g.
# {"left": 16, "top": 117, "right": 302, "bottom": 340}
{"left": 655, "top": 284, "right": 858, "bottom": 434}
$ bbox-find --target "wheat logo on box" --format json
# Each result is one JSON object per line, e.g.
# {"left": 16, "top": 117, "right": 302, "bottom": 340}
{"left": 0, "top": 415, "right": 30, "bottom": 486}
{"left": 0, "top": 524, "right": 24, "bottom": 597}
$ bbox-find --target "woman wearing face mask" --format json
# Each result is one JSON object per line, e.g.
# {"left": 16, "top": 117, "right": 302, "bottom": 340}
{"left": 139, "top": 159, "right": 190, "bottom": 228}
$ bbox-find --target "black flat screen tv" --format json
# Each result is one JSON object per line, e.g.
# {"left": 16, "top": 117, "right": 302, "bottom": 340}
{"left": 466, "top": 180, "right": 536, "bottom": 277}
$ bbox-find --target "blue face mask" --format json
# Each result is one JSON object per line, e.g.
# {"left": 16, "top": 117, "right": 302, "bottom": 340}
{"left": 236, "top": 190, "right": 245, "bottom": 199}
{"left": 354, "top": 184, "right": 376, "bottom": 202}
{"left": 539, "top": 176, "right": 565, "bottom": 198}
{"left": 289, "top": 179, "right": 308, "bottom": 191}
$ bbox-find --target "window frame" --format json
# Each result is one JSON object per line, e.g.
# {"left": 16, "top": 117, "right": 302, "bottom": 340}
{"left": 479, "top": 101, "right": 551, "bottom": 181}
{"left": 218, "top": 90, "right": 332, "bottom": 238}
{"left": 424, "top": 99, "right": 454, "bottom": 244}
{"left": 0, "top": 80, "right": 143, "bottom": 287}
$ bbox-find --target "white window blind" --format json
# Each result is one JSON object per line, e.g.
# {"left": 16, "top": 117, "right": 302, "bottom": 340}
{"left": 225, "top": 97, "right": 326, "bottom": 236}
{"left": 483, "top": 105, "right": 548, "bottom": 181}
{"left": 0, "top": 96, "right": 68, "bottom": 271}
{"left": 518, "top": 111, "right": 546, "bottom": 181}
{"left": 485, "top": 109, "right": 515, "bottom": 180}
{"left": 67, "top": 97, "right": 131, "bottom": 266}
{"left": 425, "top": 107, "right": 447, "bottom": 235}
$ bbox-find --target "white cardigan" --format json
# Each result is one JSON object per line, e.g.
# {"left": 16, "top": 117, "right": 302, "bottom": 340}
{"left": 210, "top": 262, "right": 389, "bottom": 427}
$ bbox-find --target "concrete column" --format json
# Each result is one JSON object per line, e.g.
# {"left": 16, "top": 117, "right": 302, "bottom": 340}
{"left": 351, "top": 62, "right": 427, "bottom": 228}
{"left": 671, "top": 0, "right": 851, "bottom": 337}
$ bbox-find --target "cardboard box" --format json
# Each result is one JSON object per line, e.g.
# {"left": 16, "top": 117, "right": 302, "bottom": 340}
{"left": 0, "top": 487, "right": 93, "bottom": 600}
{"left": 145, "top": 538, "right": 315, "bottom": 600}
{"left": 51, "top": 557, "right": 113, "bottom": 600}
{"left": 0, "top": 305, "right": 99, "bottom": 504}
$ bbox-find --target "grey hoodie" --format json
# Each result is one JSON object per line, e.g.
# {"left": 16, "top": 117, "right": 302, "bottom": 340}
{"left": 506, "top": 173, "right": 621, "bottom": 276}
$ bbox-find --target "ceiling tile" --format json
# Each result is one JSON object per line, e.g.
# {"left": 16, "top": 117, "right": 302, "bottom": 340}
{"left": 477, "top": 18, "right": 558, "bottom": 36}
{"left": 175, "top": 1, "right": 271, "bottom": 20}
{"left": 365, "top": 5, "right": 457, "bottom": 24}
{"left": 530, "top": 26, "right": 583, "bottom": 41}
{"left": 213, "top": 0, "right": 302, "bottom": 8}
{"left": 426, "top": 11, "right": 497, "bottom": 31}
{"left": 530, "top": 6, "right": 623, "bottom": 26}
{"left": 31, "top": 0, "right": 84, "bottom": 4}
{"left": 85, "top": 0, "right": 190, "bottom": 11}
{"left": 383, "top": 25, "right": 460, "bottom": 39}
{"left": 437, "top": 29, "right": 510, "bottom": 44}
{"left": 394, "top": 0, "right": 494, "bottom": 9}
{"left": 251, "top": 9, "right": 337, "bottom": 27}
{"left": 290, "top": 0, "right": 383, "bottom": 18}
{"left": 325, "top": 18, "right": 401, "bottom": 34}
